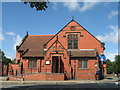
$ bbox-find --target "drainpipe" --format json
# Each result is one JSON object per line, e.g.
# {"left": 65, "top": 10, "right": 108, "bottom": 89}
{"left": 101, "top": 62, "right": 104, "bottom": 79}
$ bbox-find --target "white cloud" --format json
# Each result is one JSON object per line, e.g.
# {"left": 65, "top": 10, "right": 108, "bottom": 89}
{"left": 105, "top": 52, "right": 118, "bottom": 61}
{"left": 62, "top": 0, "right": 99, "bottom": 12}
{"left": 49, "top": 0, "right": 119, "bottom": 2}
{"left": 6, "top": 32, "right": 16, "bottom": 36}
{"left": 0, "top": 27, "right": 4, "bottom": 41}
{"left": 108, "top": 10, "right": 118, "bottom": 19}
{"left": 52, "top": 2, "right": 58, "bottom": 10}
{"left": 103, "top": 2, "right": 111, "bottom": 7}
{"left": 63, "top": 0, "right": 80, "bottom": 11}
{"left": 119, "top": 28, "right": 120, "bottom": 43}
{"left": 2, "top": 0, "right": 21, "bottom": 2}
{"left": 79, "top": 2, "right": 98, "bottom": 12}
{"left": 13, "top": 35, "right": 22, "bottom": 51}
{"left": 0, "top": 33, "right": 4, "bottom": 40}
{"left": 96, "top": 25, "right": 119, "bottom": 44}
{"left": 5, "top": 52, "right": 15, "bottom": 60}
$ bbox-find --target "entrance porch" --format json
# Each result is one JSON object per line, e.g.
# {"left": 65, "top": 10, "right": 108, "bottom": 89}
{"left": 52, "top": 56, "right": 64, "bottom": 73}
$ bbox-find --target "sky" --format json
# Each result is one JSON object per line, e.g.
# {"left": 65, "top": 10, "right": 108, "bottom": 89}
{"left": 0, "top": 1, "right": 119, "bottom": 61}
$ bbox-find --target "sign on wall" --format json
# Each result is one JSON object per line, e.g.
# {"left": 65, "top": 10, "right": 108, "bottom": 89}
{"left": 99, "top": 54, "right": 106, "bottom": 62}
{"left": 46, "top": 60, "right": 50, "bottom": 65}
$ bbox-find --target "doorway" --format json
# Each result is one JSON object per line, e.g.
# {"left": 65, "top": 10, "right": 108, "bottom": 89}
{"left": 52, "top": 56, "right": 64, "bottom": 73}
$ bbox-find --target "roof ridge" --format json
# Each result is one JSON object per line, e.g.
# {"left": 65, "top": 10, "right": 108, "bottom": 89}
{"left": 29, "top": 35, "right": 54, "bottom": 37}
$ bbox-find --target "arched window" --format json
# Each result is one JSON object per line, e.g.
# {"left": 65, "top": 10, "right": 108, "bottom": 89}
{"left": 68, "top": 34, "right": 78, "bottom": 49}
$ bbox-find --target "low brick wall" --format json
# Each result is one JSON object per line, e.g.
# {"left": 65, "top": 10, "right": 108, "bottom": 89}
{"left": 23, "top": 73, "right": 64, "bottom": 81}
{"left": 75, "top": 73, "right": 96, "bottom": 80}
{"left": 9, "top": 73, "right": 64, "bottom": 81}
{"left": 8, "top": 75, "right": 23, "bottom": 81}
{"left": 23, "top": 73, "right": 46, "bottom": 81}
{"left": 46, "top": 73, "right": 64, "bottom": 81}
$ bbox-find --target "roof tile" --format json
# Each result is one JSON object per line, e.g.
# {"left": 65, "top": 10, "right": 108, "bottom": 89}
{"left": 18, "top": 35, "right": 54, "bottom": 57}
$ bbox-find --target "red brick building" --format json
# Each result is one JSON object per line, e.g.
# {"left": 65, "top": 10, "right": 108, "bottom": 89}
{"left": 0, "top": 61, "right": 8, "bottom": 76}
{"left": 8, "top": 19, "right": 106, "bottom": 81}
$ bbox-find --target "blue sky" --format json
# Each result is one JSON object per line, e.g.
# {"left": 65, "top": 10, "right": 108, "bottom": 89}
{"left": 1, "top": 2, "right": 119, "bottom": 61}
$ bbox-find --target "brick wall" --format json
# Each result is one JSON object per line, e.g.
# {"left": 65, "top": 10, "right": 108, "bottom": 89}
{"left": 8, "top": 75, "right": 23, "bottom": 81}
{"left": 8, "top": 64, "right": 21, "bottom": 76}
{"left": 0, "top": 62, "right": 8, "bottom": 76}
{"left": 8, "top": 73, "right": 64, "bottom": 81}
{"left": 70, "top": 58, "right": 97, "bottom": 80}
{"left": 46, "top": 20, "right": 104, "bottom": 54}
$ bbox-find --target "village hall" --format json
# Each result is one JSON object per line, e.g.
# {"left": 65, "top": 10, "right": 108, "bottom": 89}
{"left": 8, "top": 18, "right": 106, "bottom": 81}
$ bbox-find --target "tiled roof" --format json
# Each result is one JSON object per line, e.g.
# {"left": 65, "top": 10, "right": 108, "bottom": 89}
{"left": 18, "top": 35, "right": 54, "bottom": 57}
{"left": 18, "top": 34, "right": 97, "bottom": 57}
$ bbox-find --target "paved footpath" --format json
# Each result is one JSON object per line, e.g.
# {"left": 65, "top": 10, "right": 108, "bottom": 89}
{"left": 0, "top": 77, "right": 120, "bottom": 89}
{"left": 0, "top": 79, "right": 120, "bottom": 88}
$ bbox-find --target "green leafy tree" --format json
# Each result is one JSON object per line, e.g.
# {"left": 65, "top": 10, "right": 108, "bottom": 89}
{"left": 106, "top": 59, "right": 113, "bottom": 74}
{"left": 0, "top": 49, "right": 4, "bottom": 60}
{"left": 23, "top": 1, "right": 48, "bottom": 11}
{"left": 11, "top": 58, "right": 16, "bottom": 64}
{"left": 2, "top": 57, "right": 12, "bottom": 65}
{"left": 114, "top": 55, "right": 120, "bottom": 73}
{"left": 111, "top": 61, "right": 116, "bottom": 72}
{"left": 0, "top": 49, "right": 12, "bottom": 65}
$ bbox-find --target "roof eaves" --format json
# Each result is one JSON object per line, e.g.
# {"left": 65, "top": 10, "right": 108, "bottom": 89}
{"left": 16, "top": 33, "right": 29, "bottom": 50}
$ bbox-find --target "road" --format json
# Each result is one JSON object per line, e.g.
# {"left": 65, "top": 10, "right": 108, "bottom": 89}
{"left": 1, "top": 77, "right": 120, "bottom": 90}
{"left": 1, "top": 82, "right": 120, "bottom": 90}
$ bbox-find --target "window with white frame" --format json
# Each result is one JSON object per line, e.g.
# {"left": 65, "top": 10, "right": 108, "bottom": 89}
{"left": 29, "top": 59, "right": 37, "bottom": 68}
{"left": 78, "top": 58, "right": 88, "bottom": 69}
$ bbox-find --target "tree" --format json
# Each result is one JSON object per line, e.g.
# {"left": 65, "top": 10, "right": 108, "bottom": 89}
{"left": 23, "top": 1, "right": 49, "bottom": 11}
{"left": 11, "top": 58, "right": 16, "bottom": 64}
{"left": 0, "top": 49, "right": 12, "bottom": 65}
{"left": 2, "top": 57, "right": 12, "bottom": 65}
{"left": 106, "top": 55, "right": 120, "bottom": 74}
{"left": 0, "top": 49, "right": 5, "bottom": 60}
{"left": 111, "top": 61, "right": 116, "bottom": 73}
{"left": 106, "top": 59, "right": 113, "bottom": 74}
{"left": 114, "top": 55, "right": 120, "bottom": 73}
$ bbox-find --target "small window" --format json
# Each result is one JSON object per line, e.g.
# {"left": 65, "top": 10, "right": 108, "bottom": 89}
{"left": 29, "top": 59, "right": 37, "bottom": 68}
{"left": 70, "top": 26, "right": 75, "bottom": 31}
{"left": 78, "top": 58, "right": 88, "bottom": 69}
